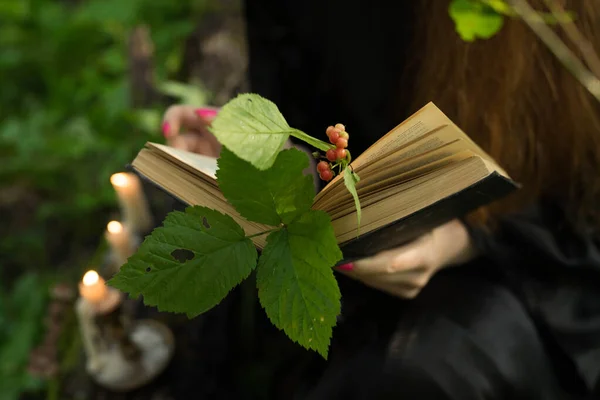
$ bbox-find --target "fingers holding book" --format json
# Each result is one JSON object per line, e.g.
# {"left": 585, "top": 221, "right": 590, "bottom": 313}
{"left": 335, "top": 219, "right": 476, "bottom": 299}
{"left": 161, "top": 105, "right": 221, "bottom": 157}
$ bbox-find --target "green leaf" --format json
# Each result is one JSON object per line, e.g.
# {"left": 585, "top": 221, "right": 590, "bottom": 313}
{"left": 256, "top": 210, "right": 343, "bottom": 358}
{"left": 449, "top": 0, "right": 504, "bottom": 42}
{"left": 217, "top": 147, "right": 315, "bottom": 226}
{"left": 210, "top": 93, "right": 294, "bottom": 170}
{"left": 343, "top": 167, "right": 361, "bottom": 231}
{"left": 108, "top": 206, "right": 258, "bottom": 318}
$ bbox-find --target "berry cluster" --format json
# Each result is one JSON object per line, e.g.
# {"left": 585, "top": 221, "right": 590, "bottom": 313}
{"left": 317, "top": 123, "right": 350, "bottom": 182}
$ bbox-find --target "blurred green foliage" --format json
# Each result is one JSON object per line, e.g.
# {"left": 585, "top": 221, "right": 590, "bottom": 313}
{"left": 0, "top": 0, "right": 215, "bottom": 397}
{"left": 0, "top": 0, "right": 211, "bottom": 271}
{"left": 0, "top": 274, "right": 47, "bottom": 399}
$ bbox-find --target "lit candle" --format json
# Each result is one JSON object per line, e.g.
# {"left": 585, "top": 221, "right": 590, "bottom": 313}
{"left": 76, "top": 270, "right": 107, "bottom": 372}
{"left": 76, "top": 270, "right": 123, "bottom": 374}
{"left": 79, "top": 270, "right": 107, "bottom": 304}
{"left": 105, "top": 221, "right": 135, "bottom": 270}
{"left": 74, "top": 270, "right": 174, "bottom": 390}
{"left": 110, "top": 172, "right": 152, "bottom": 235}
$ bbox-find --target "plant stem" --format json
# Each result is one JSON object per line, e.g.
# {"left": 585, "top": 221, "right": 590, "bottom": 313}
{"left": 291, "top": 129, "right": 334, "bottom": 152}
{"left": 509, "top": 0, "right": 600, "bottom": 102}
{"left": 481, "top": 0, "right": 574, "bottom": 23}
{"left": 246, "top": 228, "right": 280, "bottom": 239}
{"left": 543, "top": 0, "right": 600, "bottom": 79}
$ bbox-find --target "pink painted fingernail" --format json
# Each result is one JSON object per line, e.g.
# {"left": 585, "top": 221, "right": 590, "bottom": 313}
{"left": 162, "top": 122, "right": 171, "bottom": 137}
{"left": 195, "top": 108, "right": 219, "bottom": 120}
{"left": 336, "top": 263, "right": 354, "bottom": 271}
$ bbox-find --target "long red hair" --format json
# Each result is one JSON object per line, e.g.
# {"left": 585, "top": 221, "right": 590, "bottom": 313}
{"left": 404, "top": 0, "right": 600, "bottom": 231}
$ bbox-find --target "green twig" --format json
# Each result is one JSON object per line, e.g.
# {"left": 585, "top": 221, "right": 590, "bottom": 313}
{"left": 290, "top": 129, "right": 334, "bottom": 152}
{"left": 480, "top": 0, "right": 574, "bottom": 22}
{"left": 542, "top": 0, "right": 600, "bottom": 79}
{"left": 508, "top": 0, "right": 600, "bottom": 102}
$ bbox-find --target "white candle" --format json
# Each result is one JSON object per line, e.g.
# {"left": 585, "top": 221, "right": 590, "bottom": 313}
{"left": 76, "top": 270, "right": 107, "bottom": 372}
{"left": 110, "top": 172, "right": 152, "bottom": 235}
{"left": 79, "top": 270, "right": 108, "bottom": 304}
{"left": 105, "top": 221, "right": 135, "bottom": 269}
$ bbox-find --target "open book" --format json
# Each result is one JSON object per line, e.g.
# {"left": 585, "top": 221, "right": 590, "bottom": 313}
{"left": 130, "top": 102, "right": 517, "bottom": 260}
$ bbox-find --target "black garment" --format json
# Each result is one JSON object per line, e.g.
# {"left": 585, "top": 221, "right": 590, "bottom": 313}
{"left": 306, "top": 268, "right": 571, "bottom": 400}
{"left": 244, "top": 1, "right": 600, "bottom": 398}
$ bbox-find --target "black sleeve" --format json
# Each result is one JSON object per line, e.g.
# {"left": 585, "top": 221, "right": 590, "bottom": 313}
{"left": 465, "top": 202, "right": 600, "bottom": 276}
{"left": 464, "top": 202, "right": 600, "bottom": 394}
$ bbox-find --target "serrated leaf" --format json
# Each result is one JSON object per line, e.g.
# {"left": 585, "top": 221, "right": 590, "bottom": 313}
{"left": 217, "top": 147, "right": 315, "bottom": 226}
{"left": 343, "top": 167, "right": 361, "bottom": 231}
{"left": 210, "top": 93, "right": 294, "bottom": 170}
{"left": 108, "top": 206, "right": 257, "bottom": 318}
{"left": 449, "top": 0, "right": 504, "bottom": 42}
{"left": 256, "top": 210, "right": 343, "bottom": 358}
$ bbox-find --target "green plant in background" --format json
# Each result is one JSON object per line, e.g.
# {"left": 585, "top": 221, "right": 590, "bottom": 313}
{"left": 0, "top": 274, "right": 46, "bottom": 399}
{"left": 0, "top": 0, "right": 216, "bottom": 397}
{"left": 0, "top": 0, "right": 213, "bottom": 275}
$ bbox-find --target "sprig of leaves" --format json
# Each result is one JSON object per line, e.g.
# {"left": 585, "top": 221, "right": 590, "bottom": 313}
{"left": 109, "top": 93, "right": 370, "bottom": 357}
{"left": 110, "top": 145, "right": 344, "bottom": 357}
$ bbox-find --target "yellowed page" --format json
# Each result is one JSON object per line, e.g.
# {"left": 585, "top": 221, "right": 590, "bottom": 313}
{"left": 320, "top": 149, "right": 476, "bottom": 216}
{"left": 147, "top": 142, "right": 218, "bottom": 180}
{"left": 351, "top": 102, "right": 492, "bottom": 170}
{"left": 133, "top": 152, "right": 269, "bottom": 249}
{"left": 354, "top": 124, "right": 464, "bottom": 177}
{"left": 330, "top": 156, "right": 492, "bottom": 243}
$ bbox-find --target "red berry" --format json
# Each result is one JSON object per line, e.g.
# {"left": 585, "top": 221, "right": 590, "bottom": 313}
{"left": 325, "top": 126, "right": 335, "bottom": 138}
{"left": 339, "top": 131, "right": 349, "bottom": 140}
{"left": 336, "top": 148, "right": 347, "bottom": 160}
{"left": 335, "top": 123, "right": 345, "bottom": 131}
{"left": 320, "top": 169, "right": 334, "bottom": 181}
{"left": 329, "top": 130, "right": 340, "bottom": 144}
{"left": 336, "top": 138, "right": 348, "bottom": 149}
{"left": 317, "top": 161, "right": 329, "bottom": 172}
{"left": 326, "top": 149, "right": 337, "bottom": 162}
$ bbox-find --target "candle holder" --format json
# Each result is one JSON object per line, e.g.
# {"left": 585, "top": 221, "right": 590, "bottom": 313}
{"left": 76, "top": 271, "right": 174, "bottom": 392}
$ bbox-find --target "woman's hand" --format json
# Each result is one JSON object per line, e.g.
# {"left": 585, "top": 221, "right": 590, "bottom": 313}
{"left": 336, "top": 219, "right": 477, "bottom": 299}
{"left": 161, "top": 105, "right": 221, "bottom": 157}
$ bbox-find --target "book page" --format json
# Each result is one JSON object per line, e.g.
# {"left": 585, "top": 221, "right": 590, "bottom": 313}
{"left": 314, "top": 146, "right": 475, "bottom": 212}
{"left": 331, "top": 156, "right": 492, "bottom": 243}
{"left": 351, "top": 102, "right": 492, "bottom": 170}
{"left": 147, "top": 142, "right": 218, "bottom": 179}
{"left": 316, "top": 103, "right": 464, "bottom": 201}
{"left": 354, "top": 124, "right": 461, "bottom": 175}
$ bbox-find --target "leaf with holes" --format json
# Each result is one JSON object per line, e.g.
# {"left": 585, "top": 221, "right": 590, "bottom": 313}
{"left": 449, "top": 0, "right": 504, "bottom": 42}
{"left": 108, "top": 206, "right": 258, "bottom": 318}
{"left": 209, "top": 93, "right": 294, "bottom": 170}
{"left": 217, "top": 147, "right": 315, "bottom": 226}
{"left": 256, "top": 210, "right": 343, "bottom": 358}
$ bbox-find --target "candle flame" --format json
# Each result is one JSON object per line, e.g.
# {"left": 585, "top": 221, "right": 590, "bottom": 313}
{"left": 107, "top": 220, "right": 123, "bottom": 234}
{"left": 82, "top": 270, "right": 100, "bottom": 286}
{"left": 110, "top": 173, "right": 129, "bottom": 188}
